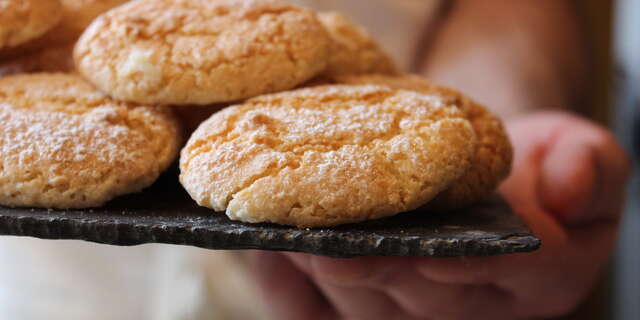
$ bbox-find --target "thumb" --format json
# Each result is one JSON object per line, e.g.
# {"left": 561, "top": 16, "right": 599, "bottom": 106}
{"left": 539, "top": 115, "right": 630, "bottom": 225}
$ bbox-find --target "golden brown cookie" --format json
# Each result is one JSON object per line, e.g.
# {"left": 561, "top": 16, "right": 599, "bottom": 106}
{"left": 0, "top": 0, "right": 63, "bottom": 49}
{"left": 0, "top": 0, "right": 127, "bottom": 60}
{"left": 336, "top": 74, "right": 513, "bottom": 209}
{"left": 74, "top": 0, "right": 332, "bottom": 105}
{"left": 0, "top": 43, "right": 75, "bottom": 77}
{"left": 180, "top": 85, "right": 476, "bottom": 227}
{"left": 0, "top": 73, "right": 182, "bottom": 209}
{"left": 318, "top": 12, "right": 398, "bottom": 78}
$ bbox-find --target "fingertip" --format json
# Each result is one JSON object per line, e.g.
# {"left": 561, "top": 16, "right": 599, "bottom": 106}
{"left": 539, "top": 120, "right": 631, "bottom": 224}
{"left": 588, "top": 129, "right": 632, "bottom": 217}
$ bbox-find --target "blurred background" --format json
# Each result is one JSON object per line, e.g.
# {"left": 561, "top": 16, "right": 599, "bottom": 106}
{"left": 560, "top": 0, "right": 639, "bottom": 318}
{"left": 612, "top": 0, "right": 640, "bottom": 320}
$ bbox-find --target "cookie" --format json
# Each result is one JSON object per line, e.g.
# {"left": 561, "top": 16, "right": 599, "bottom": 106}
{"left": 0, "top": 73, "right": 182, "bottom": 209}
{"left": 336, "top": 74, "right": 513, "bottom": 209}
{"left": 318, "top": 12, "right": 398, "bottom": 78}
{"left": 74, "top": 0, "right": 332, "bottom": 105}
{"left": 0, "top": 0, "right": 127, "bottom": 60}
{"left": 180, "top": 85, "right": 476, "bottom": 227}
{"left": 0, "top": 0, "right": 63, "bottom": 49}
{"left": 0, "top": 43, "right": 75, "bottom": 77}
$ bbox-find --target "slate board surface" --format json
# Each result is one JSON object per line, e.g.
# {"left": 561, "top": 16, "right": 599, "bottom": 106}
{"left": 0, "top": 172, "right": 540, "bottom": 258}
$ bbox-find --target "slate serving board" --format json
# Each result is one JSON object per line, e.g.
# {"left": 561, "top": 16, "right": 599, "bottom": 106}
{"left": 0, "top": 172, "right": 540, "bottom": 258}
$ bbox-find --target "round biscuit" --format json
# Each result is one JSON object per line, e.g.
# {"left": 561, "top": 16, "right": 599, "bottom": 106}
{"left": 74, "top": 0, "right": 332, "bottom": 105}
{"left": 336, "top": 74, "right": 513, "bottom": 210}
{"left": 0, "top": 0, "right": 128, "bottom": 60}
{"left": 0, "top": 0, "right": 63, "bottom": 49}
{"left": 319, "top": 12, "right": 398, "bottom": 78}
{"left": 0, "top": 73, "right": 182, "bottom": 209}
{"left": 180, "top": 85, "right": 477, "bottom": 227}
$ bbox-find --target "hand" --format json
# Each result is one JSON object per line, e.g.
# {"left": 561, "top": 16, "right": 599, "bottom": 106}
{"left": 248, "top": 112, "right": 630, "bottom": 320}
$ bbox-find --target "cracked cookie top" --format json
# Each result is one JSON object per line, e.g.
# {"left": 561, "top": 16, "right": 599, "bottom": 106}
{"left": 74, "top": 0, "right": 332, "bottom": 105}
{"left": 0, "top": 73, "right": 181, "bottom": 208}
{"left": 0, "top": 0, "right": 63, "bottom": 49}
{"left": 180, "top": 85, "right": 476, "bottom": 227}
{"left": 335, "top": 74, "right": 513, "bottom": 210}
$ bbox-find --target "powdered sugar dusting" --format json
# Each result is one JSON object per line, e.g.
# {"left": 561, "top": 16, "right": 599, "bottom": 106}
{"left": 0, "top": 73, "right": 181, "bottom": 209}
{"left": 181, "top": 84, "right": 476, "bottom": 227}
{"left": 0, "top": 107, "right": 140, "bottom": 164}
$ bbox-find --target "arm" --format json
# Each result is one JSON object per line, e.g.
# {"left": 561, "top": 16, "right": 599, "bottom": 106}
{"left": 422, "top": 0, "right": 588, "bottom": 118}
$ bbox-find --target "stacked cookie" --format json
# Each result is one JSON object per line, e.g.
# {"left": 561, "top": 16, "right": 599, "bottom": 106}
{"left": 0, "top": 0, "right": 129, "bottom": 73}
{"left": 0, "top": 0, "right": 179, "bottom": 208}
{"left": 0, "top": 0, "right": 512, "bottom": 228}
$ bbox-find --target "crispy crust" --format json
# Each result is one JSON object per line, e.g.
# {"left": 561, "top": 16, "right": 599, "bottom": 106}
{"left": 0, "top": 73, "right": 182, "bottom": 208}
{"left": 335, "top": 74, "right": 513, "bottom": 209}
{"left": 74, "top": 0, "right": 332, "bottom": 105}
{"left": 180, "top": 85, "right": 476, "bottom": 227}
{"left": 0, "top": 0, "right": 63, "bottom": 49}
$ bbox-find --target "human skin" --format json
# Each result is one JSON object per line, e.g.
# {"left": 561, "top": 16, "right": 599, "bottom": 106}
{"left": 249, "top": 1, "right": 631, "bottom": 319}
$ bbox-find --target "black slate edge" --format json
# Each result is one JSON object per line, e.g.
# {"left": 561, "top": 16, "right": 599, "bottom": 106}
{"left": 0, "top": 213, "right": 541, "bottom": 258}
{"left": 0, "top": 171, "right": 542, "bottom": 259}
